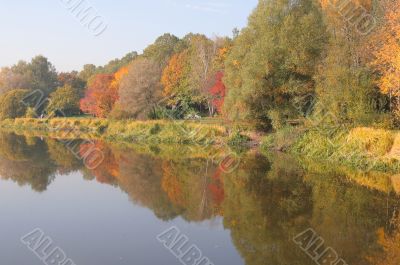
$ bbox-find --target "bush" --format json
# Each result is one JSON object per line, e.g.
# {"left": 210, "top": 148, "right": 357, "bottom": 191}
{"left": 25, "top": 107, "right": 37, "bottom": 118}
{"left": 0, "top": 89, "right": 30, "bottom": 120}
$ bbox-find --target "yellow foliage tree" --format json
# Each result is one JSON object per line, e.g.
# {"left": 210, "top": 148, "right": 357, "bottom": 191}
{"left": 370, "top": 0, "right": 400, "bottom": 116}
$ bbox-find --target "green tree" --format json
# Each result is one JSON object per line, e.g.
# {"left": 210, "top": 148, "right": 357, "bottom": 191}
{"left": 224, "top": 0, "right": 327, "bottom": 130}
{"left": 99, "top": 51, "right": 138, "bottom": 74}
{"left": 314, "top": 39, "right": 377, "bottom": 125}
{"left": 0, "top": 56, "right": 58, "bottom": 97}
{"left": 143, "top": 33, "right": 183, "bottom": 65}
{"left": 314, "top": 0, "right": 380, "bottom": 126}
{"left": 78, "top": 64, "right": 97, "bottom": 82}
{"left": 58, "top": 71, "right": 86, "bottom": 97}
{"left": 28, "top": 55, "right": 58, "bottom": 95}
{"left": 46, "top": 85, "right": 81, "bottom": 116}
{"left": 0, "top": 89, "right": 30, "bottom": 120}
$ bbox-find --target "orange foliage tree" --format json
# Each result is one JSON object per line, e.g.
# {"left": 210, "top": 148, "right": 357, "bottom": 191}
{"left": 80, "top": 67, "right": 128, "bottom": 117}
{"left": 161, "top": 50, "right": 190, "bottom": 98}
{"left": 111, "top": 66, "right": 128, "bottom": 91}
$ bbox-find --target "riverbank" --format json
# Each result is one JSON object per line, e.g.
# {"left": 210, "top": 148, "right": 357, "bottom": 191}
{"left": 0, "top": 118, "right": 252, "bottom": 147}
{"left": 3, "top": 117, "right": 400, "bottom": 173}
{"left": 262, "top": 127, "right": 400, "bottom": 172}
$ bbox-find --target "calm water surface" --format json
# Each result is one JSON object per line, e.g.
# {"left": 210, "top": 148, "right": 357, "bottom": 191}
{"left": 0, "top": 132, "right": 399, "bottom": 265}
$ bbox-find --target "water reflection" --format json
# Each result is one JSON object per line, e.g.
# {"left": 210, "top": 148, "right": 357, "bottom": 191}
{"left": 0, "top": 131, "right": 400, "bottom": 265}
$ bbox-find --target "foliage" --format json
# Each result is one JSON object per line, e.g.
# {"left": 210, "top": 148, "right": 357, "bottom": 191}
{"left": 314, "top": 38, "right": 377, "bottom": 125}
{"left": 25, "top": 107, "right": 37, "bottom": 118}
{"left": 223, "top": 0, "right": 328, "bottom": 130}
{"left": 208, "top": 71, "right": 226, "bottom": 115}
{"left": 0, "top": 56, "right": 58, "bottom": 96}
{"left": 119, "top": 58, "right": 163, "bottom": 119}
{"left": 47, "top": 85, "right": 81, "bottom": 116}
{"left": 78, "top": 52, "right": 137, "bottom": 81}
{"left": 80, "top": 74, "right": 117, "bottom": 118}
{"left": 1, "top": 0, "right": 400, "bottom": 142}
{"left": 161, "top": 50, "right": 191, "bottom": 98}
{"left": 369, "top": 0, "right": 400, "bottom": 121}
{"left": 0, "top": 89, "right": 30, "bottom": 120}
{"left": 143, "top": 33, "right": 183, "bottom": 65}
{"left": 57, "top": 72, "right": 86, "bottom": 97}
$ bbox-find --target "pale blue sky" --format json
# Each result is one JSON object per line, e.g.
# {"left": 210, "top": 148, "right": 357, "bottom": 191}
{"left": 0, "top": 0, "right": 258, "bottom": 72}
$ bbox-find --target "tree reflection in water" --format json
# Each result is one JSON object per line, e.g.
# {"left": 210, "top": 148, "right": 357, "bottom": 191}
{"left": 0, "top": 131, "right": 399, "bottom": 265}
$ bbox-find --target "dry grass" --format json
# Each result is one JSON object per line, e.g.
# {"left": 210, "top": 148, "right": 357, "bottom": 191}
{"left": 347, "top": 127, "right": 395, "bottom": 156}
{"left": 0, "top": 118, "right": 230, "bottom": 145}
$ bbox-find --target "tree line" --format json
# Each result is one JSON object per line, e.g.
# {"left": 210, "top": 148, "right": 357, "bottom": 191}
{"left": 0, "top": 0, "right": 399, "bottom": 131}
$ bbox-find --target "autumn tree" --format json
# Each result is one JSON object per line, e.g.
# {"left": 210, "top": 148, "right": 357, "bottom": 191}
{"left": 78, "top": 52, "right": 137, "bottom": 82}
{"left": 57, "top": 72, "right": 86, "bottom": 97}
{"left": 314, "top": 0, "right": 380, "bottom": 125}
{"left": 161, "top": 50, "right": 191, "bottom": 99}
{"left": 98, "top": 52, "right": 137, "bottom": 74}
{"left": 208, "top": 71, "right": 226, "bottom": 114}
{"left": 369, "top": 0, "right": 400, "bottom": 121}
{"left": 80, "top": 74, "right": 116, "bottom": 117}
{"left": 204, "top": 38, "right": 232, "bottom": 116}
{"left": 119, "top": 58, "right": 163, "bottom": 119}
{"left": 160, "top": 35, "right": 229, "bottom": 116}
{"left": 224, "top": 0, "right": 327, "bottom": 129}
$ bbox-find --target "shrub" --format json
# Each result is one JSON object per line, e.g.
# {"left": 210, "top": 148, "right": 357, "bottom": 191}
{"left": 25, "top": 107, "right": 37, "bottom": 118}
{"left": 0, "top": 89, "right": 30, "bottom": 120}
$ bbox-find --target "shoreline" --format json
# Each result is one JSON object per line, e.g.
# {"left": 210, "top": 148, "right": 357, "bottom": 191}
{"left": 2, "top": 117, "right": 400, "bottom": 173}
{"left": 0, "top": 117, "right": 249, "bottom": 146}
{"left": 261, "top": 127, "right": 400, "bottom": 173}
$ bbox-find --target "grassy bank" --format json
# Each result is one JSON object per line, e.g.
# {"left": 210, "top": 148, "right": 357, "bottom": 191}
{"left": 0, "top": 117, "right": 246, "bottom": 146}
{"left": 262, "top": 127, "right": 400, "bottom": 172}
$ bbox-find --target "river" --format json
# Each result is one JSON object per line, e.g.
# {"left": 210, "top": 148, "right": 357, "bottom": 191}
{"left": 0, "top": 131, "right": 399, "bottom": 265}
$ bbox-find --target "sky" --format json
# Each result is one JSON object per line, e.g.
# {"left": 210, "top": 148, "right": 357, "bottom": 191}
{"left": 0, "top": 0, "right": 258, "bottom": 72}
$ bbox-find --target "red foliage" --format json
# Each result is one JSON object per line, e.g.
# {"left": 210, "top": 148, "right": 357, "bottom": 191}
{"left": 80, "top": 74, "right": 117, "bottom": 117}
{"left": 209, "top": 71, "right": 226, "bottom": 114}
